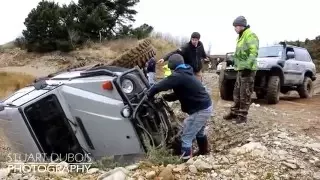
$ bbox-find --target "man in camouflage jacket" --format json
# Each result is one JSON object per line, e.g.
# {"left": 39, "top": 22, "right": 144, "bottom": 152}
{"left": 223, "top": 16, "right": 259, "bottom": 124}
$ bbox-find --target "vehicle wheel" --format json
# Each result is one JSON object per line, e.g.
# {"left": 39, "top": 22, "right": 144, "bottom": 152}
{"left": 266, "top": 76, "right": 280, "bottom": 104}
{"left": 109, "top": 38, "right": 156, "bottom": 69}
{"left": 219, "top": 72, "right": 234, "bottom": 101}
{"left": 297, "top": 77, "right": 313, "bottom": 98}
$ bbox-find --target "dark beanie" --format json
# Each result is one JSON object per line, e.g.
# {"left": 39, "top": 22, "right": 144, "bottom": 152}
{"left": 191, "top": 32, "right": 200, "bottom": 39}
{"left": 168, "top": 54, "right": 184, "bottom": 70}
{"left": 233, "top": 16, "right": 247, "bottom": 27}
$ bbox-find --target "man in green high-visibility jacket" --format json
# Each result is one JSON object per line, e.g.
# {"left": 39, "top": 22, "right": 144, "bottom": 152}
{"left": 223, "top": 16, "right": 259, "bottom": 124}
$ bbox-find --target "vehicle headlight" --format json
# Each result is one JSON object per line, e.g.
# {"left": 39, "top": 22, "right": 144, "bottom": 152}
{"left": 121, "top": 79, "right": 134, "bottom": 94}
{"left": 257, "top": 61, "right": 267, "bottom": 68}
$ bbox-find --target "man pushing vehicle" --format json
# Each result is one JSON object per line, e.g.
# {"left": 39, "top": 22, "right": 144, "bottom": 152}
{"left": 147, "top": 54, "right": 213, "bottom": 161}
{"left": 158, "top": 32, "right": 209, "bottom": 82}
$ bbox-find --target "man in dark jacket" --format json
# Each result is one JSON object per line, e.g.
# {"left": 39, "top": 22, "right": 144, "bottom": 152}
{"left": 158, "top": 32, "right": 208, "bottom": 82}
{"left": 148, "top": 54, "right": 213, "bottom": 161}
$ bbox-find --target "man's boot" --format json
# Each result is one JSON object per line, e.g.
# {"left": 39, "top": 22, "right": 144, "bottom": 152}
{"left": 223, "top": 112, "right": 237, "bottom": 121}
{"left": 235, "top": 115, "right": 247, "bottom": 124}
{"left": 181, "top": 146, "right": 192, "bottom": 162}
{"left": 193, "top": 136, "right": 210, "bottom": 156}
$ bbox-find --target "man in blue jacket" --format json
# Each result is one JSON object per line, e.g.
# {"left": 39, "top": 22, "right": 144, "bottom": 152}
{"left": 147, "top": 54, "right": 213, "bottom": 161}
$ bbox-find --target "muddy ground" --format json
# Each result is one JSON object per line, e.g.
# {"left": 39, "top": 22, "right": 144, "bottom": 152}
{"left": 0, "top": 68, "right": 319, "bottom": 179}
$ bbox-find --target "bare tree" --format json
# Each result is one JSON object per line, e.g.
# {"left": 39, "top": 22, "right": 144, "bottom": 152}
{"left": 68, "top": 29, "right": 80, "bottom": 48}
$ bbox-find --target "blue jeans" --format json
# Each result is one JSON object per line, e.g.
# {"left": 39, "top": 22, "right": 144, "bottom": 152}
{"left": 147, "top": 72, "right": 156, "bottom": 85}
{"left": 181, "top": 105, "right": 213, "bottom": 159}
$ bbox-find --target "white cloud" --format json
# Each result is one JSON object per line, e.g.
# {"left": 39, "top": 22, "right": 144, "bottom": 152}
{"left": 1, "top": 0, "right": 319, "bottom": 54}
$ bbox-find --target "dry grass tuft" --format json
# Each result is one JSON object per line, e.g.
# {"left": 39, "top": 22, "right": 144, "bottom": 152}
{"left": 0, "top": 72, "right": 35, "bottom": 99}
{"left": 0, "top": 41, "right": 16, "bottom": 52}
{"left": 151, "top": 32, "right": 189, "bottom": 47}
{"left": 69, "top": 38, "right": 140, "bottom": 63}
{"left": 105, "top": 38, "right": 139, "bottom": 52}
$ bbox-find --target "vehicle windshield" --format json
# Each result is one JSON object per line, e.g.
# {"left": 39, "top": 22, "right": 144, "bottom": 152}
{"left": 226, "top": 53, "right": 234, "bottom": 61}
{"left": 258, "top": 46, "right": 283, "bottom": 58}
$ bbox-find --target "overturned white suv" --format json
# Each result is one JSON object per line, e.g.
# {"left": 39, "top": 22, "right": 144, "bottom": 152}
{"left": 0, "top": 64, "right": 182, "bottom": 163}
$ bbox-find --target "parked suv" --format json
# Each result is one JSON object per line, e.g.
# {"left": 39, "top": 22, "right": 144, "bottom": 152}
{"left": 217, "top": 42, "right": 317, "bottom": 104}
{"left": 0, "top": 64, "right": 182, "bottom": 163}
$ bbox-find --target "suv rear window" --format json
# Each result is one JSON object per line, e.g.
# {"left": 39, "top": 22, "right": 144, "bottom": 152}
{"left": 294, "top": 48, "right": 312, "bottom": 62}
{"left": 258, "top": 46, "right": 283, "bottom": 58}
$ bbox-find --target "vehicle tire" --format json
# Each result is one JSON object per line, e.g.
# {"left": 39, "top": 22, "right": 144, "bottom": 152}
{"left": 109, "top": 38, "right": 156, "bottom": 69}
{"left": 266, "top": 76, "right": 280, "bottom": 104}
{"left": 297, "top": 76, "right": 313, "bottom": 98}
{"left": 219, "top": 72, "right": 234, "bottom": 101}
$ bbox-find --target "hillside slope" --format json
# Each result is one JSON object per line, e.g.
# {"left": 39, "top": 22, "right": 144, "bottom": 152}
{"left": 0, "top": 38, "right": 177, "bottom": 77}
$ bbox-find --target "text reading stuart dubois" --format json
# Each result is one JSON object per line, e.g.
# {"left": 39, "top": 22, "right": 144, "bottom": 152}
{"left": 6, "top": 153, "right": 92, "bottom": 173}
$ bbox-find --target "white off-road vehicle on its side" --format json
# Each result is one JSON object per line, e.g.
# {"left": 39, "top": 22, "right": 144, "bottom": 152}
{"left": 217, "top": 42, "right": 317, "bottom": 104}
{"left": 0, "top": 64, "right": 182, "bottom": 163}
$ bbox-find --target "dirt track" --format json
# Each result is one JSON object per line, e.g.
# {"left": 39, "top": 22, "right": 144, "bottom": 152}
{"left": 261, "top": 93, "right": 320, "bottom": 138}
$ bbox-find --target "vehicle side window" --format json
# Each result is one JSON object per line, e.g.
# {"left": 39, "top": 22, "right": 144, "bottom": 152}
{"left": 293, "top": 48, "right": 304, "bottom": 61}
{"left": 303, "top": 49, "right": 312, "bottom": 62}
{"left": 286, "top": 47, "right": 294, "bottom": 59}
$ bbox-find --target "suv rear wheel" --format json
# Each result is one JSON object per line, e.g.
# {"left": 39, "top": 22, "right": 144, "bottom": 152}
{"left": 266, "top": 76, "right": 280, "bottom": 104}
{"left": 297, "top": 77, "right": 313, "bottom": 98}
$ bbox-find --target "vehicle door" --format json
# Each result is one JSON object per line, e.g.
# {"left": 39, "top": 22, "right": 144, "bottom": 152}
{"left": 292, "top": 48, "right": 308, "bottom": 84}
{"left": 295, "top": 48, "right": 315, "bottom": 84}
{"left": 283, "top": 47, "right": 300, "bottom": 84}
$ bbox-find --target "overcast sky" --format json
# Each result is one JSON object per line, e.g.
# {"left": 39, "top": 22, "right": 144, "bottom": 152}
{"left": 0, "top": 0, "right": 319, "bottom": 54}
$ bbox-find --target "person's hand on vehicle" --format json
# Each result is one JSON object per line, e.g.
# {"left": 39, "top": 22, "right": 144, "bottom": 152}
{"left": 158, "top": 59, "right": 165, "bottom": 63}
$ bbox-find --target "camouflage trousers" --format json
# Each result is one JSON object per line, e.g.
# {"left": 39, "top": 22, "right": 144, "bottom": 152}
{"left": 230, "top": 70, "right": 256, "bottom": 118}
